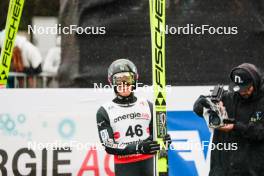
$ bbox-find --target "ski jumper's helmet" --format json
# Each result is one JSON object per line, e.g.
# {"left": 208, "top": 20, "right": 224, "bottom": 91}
{"left": 108, "top": 59, "right": 138, "bottom": 89}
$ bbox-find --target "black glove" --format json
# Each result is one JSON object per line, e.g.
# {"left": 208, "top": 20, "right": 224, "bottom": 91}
{"left": 136, "top": 141, "right": 160, "bottom": 154}
{"left": 193, "top": 95, "right": 211, "bottom": 117}
{"left": 163, "top": 134, "right": 172, "bottom": 147}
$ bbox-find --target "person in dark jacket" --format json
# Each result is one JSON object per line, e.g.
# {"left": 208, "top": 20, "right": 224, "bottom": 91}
{"left": 193, "top": 63, "right": 264, "bottom": 176}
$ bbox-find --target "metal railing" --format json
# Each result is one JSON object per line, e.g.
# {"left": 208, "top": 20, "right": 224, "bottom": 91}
{"left": 8, "top": 72, "right": 57, "bottom": 88}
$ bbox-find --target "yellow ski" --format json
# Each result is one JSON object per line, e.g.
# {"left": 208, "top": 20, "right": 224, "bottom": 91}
{"left": 149, "top": 0, "right": 168, "bottom": 175}
{"left": 0, "top": 0, "right": 25, "bottom": 87}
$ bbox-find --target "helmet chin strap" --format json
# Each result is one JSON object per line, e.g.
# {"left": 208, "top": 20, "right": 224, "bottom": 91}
{"left": 112, "top": 84, "right": 137, "bottom": 105}
{"left": 114, "top": 92, "right": 136, "bottom": 106}
{"left": 116, "top": 91, "right": 134, "bottom": 99}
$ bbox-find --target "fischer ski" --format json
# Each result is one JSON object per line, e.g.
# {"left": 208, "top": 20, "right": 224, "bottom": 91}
{"left": 0, "top": 0, "right": 25, "bottom": 87}
{"left": 149, "top": 0, "right": 168, "bottom": 175}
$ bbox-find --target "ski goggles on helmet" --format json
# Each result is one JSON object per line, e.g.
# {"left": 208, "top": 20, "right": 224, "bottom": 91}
{"left": 112, "top": 72, "right": 135, "bottom": 85}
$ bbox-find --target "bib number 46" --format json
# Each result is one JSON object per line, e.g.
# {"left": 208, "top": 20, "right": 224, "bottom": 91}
{"left": 125, "top": 125, "right": 143, "bottom": 138}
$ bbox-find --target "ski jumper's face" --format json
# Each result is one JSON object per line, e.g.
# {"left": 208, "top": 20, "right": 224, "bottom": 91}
{"left": 116, "top": 82, "right": 133, "bottom": 97}
{"left": 112, "top": 72, "right": 135, "bottom": 97}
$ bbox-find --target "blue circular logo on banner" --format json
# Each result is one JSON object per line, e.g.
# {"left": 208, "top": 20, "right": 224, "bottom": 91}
{"left": 0, "top": 114, "right": 16, "bottom": 132}
{"left": 58, "top": 118, "right": 75, "bottom": 139}
{"left": 17, "top": 114, "right": 26, "bottom": 124}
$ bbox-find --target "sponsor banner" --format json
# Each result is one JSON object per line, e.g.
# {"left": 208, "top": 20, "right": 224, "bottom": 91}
{"left": 168, "top": 111, "right": 212, "bottom": 176}
{"left": 0, "top": 87, "right": 213, "bottom": 175}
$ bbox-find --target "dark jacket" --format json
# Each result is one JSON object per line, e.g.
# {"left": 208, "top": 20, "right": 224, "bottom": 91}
{"left": 194, "top": 63, "right": 264, "bottom": 176}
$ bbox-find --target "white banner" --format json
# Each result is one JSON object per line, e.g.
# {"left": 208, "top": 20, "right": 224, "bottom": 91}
{"left": 0, "top": 87, "right": 212, "bottom": 176}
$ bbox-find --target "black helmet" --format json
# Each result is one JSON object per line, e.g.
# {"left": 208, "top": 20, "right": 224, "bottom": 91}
{"left": 108, "top": 59, "right": 138, "bottom": 86}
